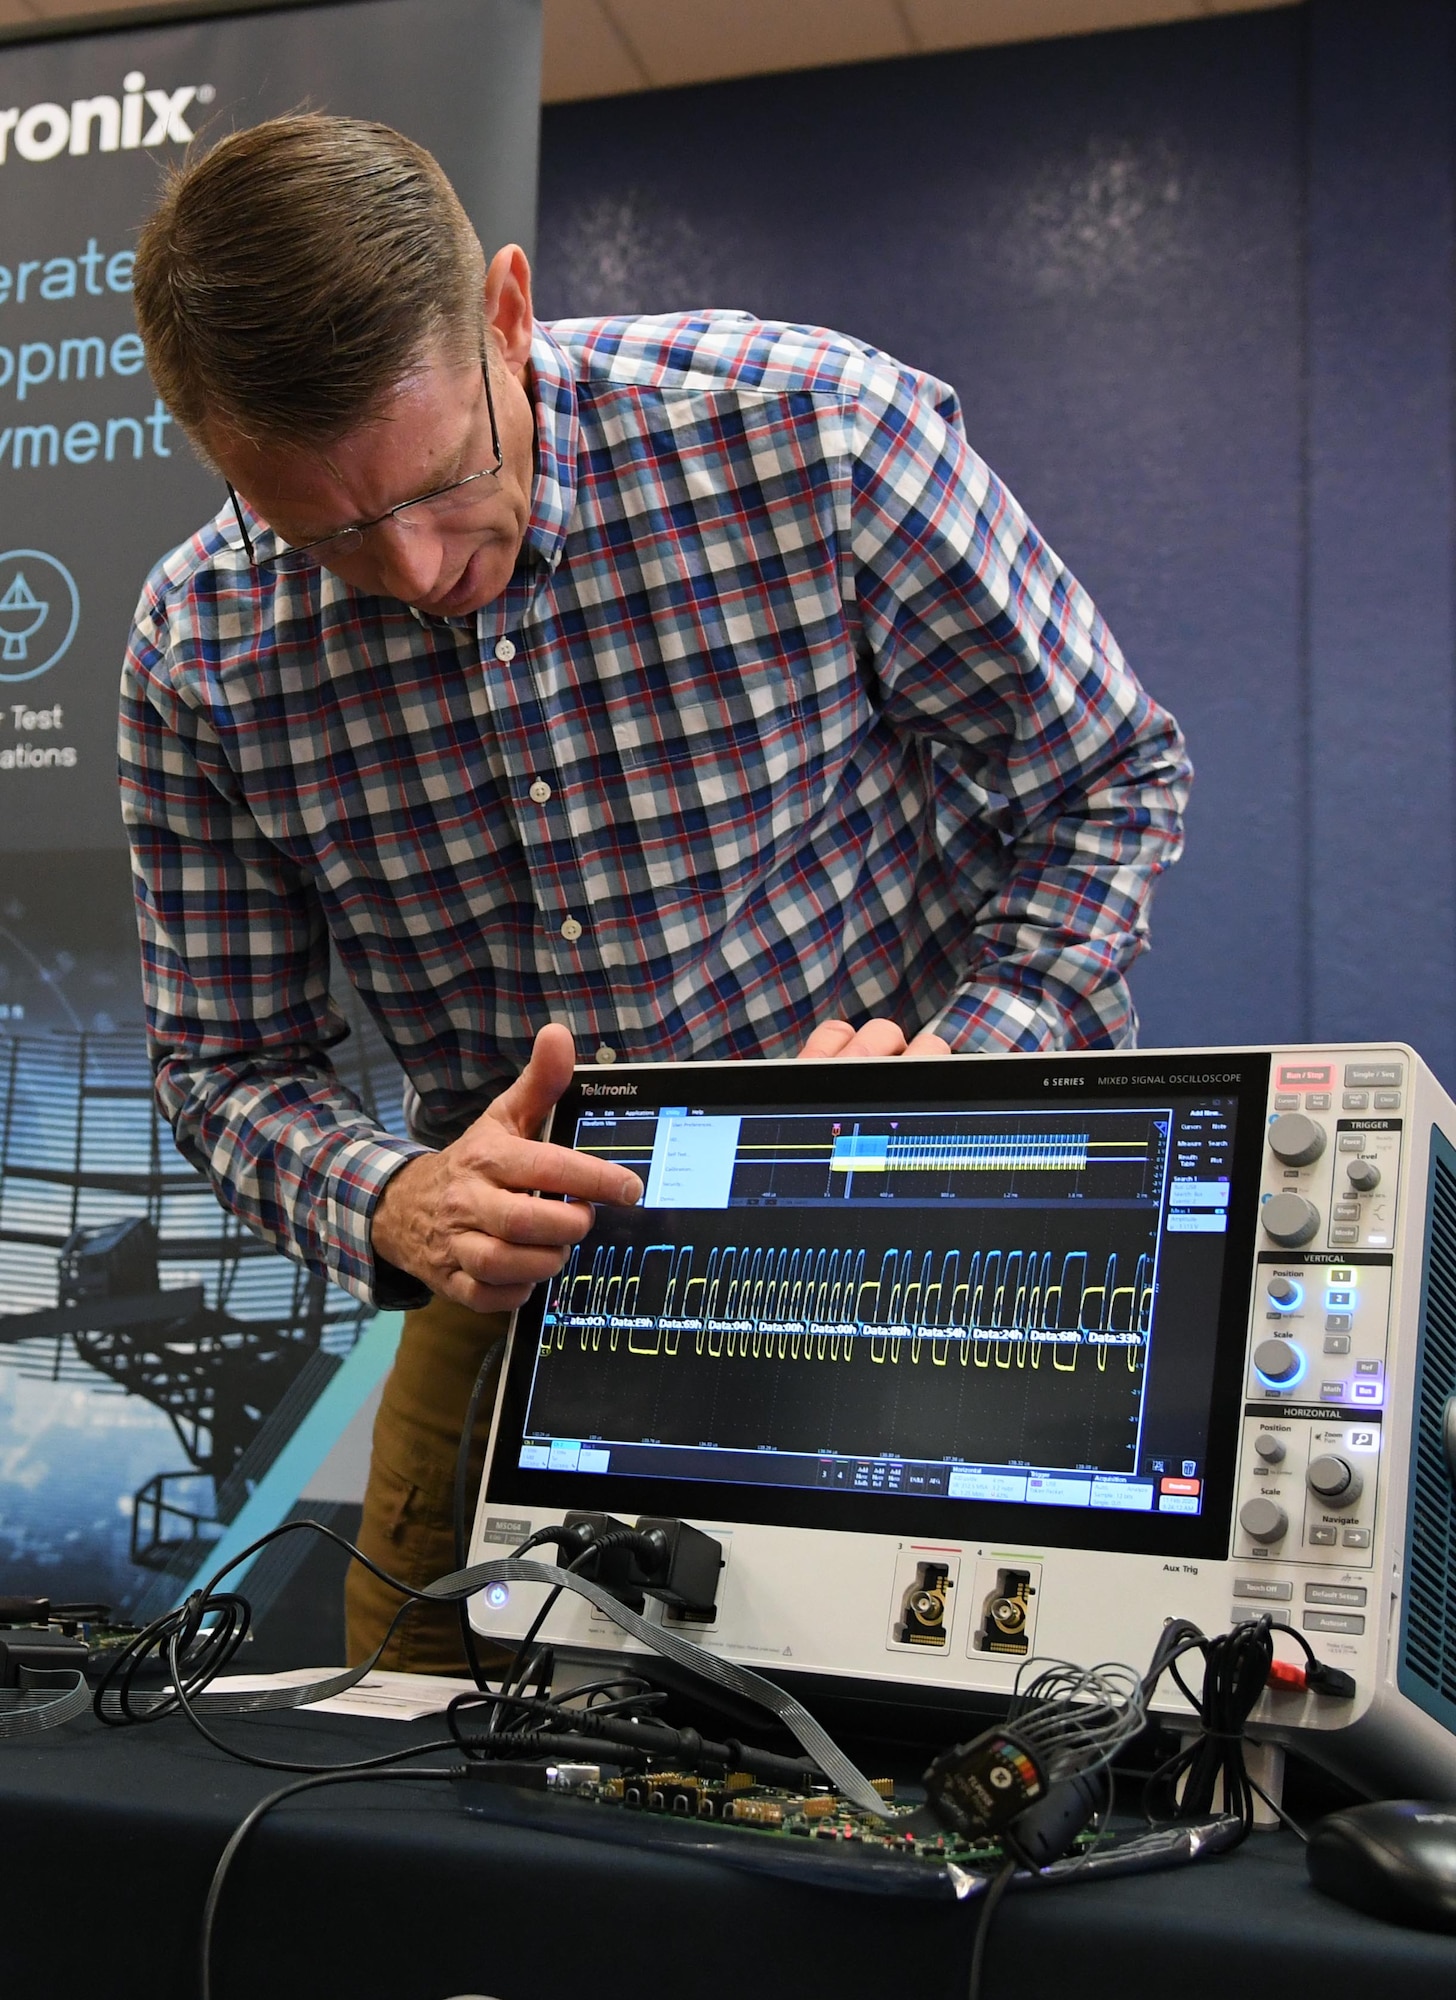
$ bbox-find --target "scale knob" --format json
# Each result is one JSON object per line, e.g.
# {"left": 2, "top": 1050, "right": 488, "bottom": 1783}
{"left": 1307, "top": 1455, "right": 1364, "bottom": 1507}
{"left": 1268, "top": 1113, "right": 1327, "bottom": 1168}
{"left": 1253, "top": 1337, "right": 1302, "bottom": 1383}
{"left": 1254, "top": 1434, "right": 1287, "bottom": 1464}
{"left": 1267, "top": 1276, "right": 1303, "bottom": 1309}
{"left": 1239, "top": 1498, "right": 1289, "bottom": 1544}
{"left": 1262, "top": 1191, "right": 1321, "bottom": 1247}
{"left": 1346, "top": 1159, "right": 1381, "bottom": 1192}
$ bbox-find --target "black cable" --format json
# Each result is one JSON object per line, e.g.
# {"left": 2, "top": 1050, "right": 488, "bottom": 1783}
{"left": 452, "top": 1337, "right": 505, "bottom": 1692}
{"left": 967, "top": 1858, "right": 1017, "bottom": 2000}
{"left": 199, "top": 1765, "right": 460, "bottom": 2000}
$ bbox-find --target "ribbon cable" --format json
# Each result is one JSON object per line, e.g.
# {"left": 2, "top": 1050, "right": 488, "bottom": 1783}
{"left": 60, "top": 1557, "right": 885, "bottom": 1816}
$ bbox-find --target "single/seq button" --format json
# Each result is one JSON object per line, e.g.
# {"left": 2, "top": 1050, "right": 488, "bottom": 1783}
{"left": 529, "top": 779, "right": 553, "bottom": 803}
{"left": 494, "top": 637, "right": 517, "bottom": 663}
{"left": 1345, "top": 1062, "right": 1403, "bottom": 1088}
{"left": 560, "top": 917, "right": 583, "bottom": 941}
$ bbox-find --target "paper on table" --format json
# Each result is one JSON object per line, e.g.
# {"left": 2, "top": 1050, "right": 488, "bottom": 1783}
{"left": 210, "top": 1668, "right": 479, "bottom": 1720}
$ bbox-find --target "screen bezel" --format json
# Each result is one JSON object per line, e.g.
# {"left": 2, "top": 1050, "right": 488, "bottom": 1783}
{"left": 483, "top": 1050, "right": 1270, "bottom": 1560}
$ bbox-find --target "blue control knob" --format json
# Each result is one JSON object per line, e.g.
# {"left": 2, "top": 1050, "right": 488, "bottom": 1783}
{"left": 1267, "top": 1276, "right": 1303, "bottom": 1311}
{"left": 1253, "top": 1337, "right": 1302, "bottom": 1384}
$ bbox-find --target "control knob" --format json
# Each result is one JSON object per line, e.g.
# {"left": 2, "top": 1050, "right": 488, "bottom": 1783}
{"left": 1254, "top": 1434, "right": 1287, "bottom": 1464}
{"left": 1268, "top": 1113, "right": 1327, "bottom": 1168}
{"left": 1253, "top": 1337, "right": 1302, "bottom": 1384}
{"left": 1346, "top": 1159, "right": 1381, "bottom": 1192}
{"left": 1307, "top": 1455, "right": 1364, "bottom": 1508}
{"left": 1267, "top": 1276, "right": 1302, "bottom": 1310}
{"left": 1261, "top": 1191, "right": 1321, "bottom": 1247}
{"left": 1239, "top": 1498, "right": 1289, "bottom": 1544}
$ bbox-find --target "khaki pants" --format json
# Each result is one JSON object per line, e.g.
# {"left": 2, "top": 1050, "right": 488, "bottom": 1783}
{"left": 344, "top": 1294, "right": 510, "bottom": 1673}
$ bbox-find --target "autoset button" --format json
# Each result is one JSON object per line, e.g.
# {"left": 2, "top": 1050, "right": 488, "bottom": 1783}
{"left": 1304, "top": 1610, "right": 1365, "bottom": 1634}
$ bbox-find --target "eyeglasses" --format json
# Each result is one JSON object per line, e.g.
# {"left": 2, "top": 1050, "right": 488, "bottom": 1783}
{"left": 227, "top": 357, "right": 504, "bottom": 572}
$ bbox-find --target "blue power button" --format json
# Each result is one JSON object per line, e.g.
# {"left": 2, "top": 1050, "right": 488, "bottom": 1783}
{"left": 485, "top": 1582, "right": 510, "bottom": 1609}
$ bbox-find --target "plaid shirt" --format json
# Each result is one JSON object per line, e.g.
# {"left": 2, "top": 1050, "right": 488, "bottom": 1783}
{"left": 120, "top": 312, "right": 1190, "bottom": 1309}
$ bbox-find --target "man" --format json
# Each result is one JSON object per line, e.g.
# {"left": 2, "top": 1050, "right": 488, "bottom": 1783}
{"left": 122, "top": 116, "right": 1190, "bottom": 1670}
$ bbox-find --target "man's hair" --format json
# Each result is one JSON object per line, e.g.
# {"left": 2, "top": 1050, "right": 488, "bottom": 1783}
{"left": 133, "top": 114, "right": 486, "bottom": 450}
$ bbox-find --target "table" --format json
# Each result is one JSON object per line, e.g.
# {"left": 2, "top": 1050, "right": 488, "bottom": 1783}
{"left": 4, "top": 1708, "right": 1455, "bottom": 1999}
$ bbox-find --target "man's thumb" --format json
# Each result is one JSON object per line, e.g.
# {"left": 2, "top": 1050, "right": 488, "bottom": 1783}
{"left": 489, "top": 1022, "right": 578, "bottom": 1138}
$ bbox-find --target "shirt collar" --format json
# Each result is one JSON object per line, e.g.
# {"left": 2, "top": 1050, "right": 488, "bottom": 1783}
{"left": 521, "top": 319, "right": 579, "bottom": 574}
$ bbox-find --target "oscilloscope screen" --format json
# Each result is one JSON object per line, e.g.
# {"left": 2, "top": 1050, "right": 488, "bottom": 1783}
{"left": 507, "top": 1091, "right": 1239, "bottom": 1536}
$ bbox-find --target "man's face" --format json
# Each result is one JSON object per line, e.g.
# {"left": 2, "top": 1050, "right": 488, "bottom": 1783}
{"left": 206, "top": 247, "right": 537, "bottom": 618}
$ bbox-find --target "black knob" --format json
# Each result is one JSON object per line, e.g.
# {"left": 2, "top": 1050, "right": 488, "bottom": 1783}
{"left": 1239, "top": 1498, "right": 1289, "bottom": 1544}
{"left": 1307, "top": 1455, "right": 1363, "bottom": 1507}
{"left": 1262, "top": 1192, "right": 1321, "bottom": 1247}
{"left": 1253, "top": 1337, "right": 1302, "bottom": 1383}
{"left": 1268, "top": 1113, "right": 1327, "bottom": 1167}
{"left": 1267, "top": 1276, "right": 1302, "bottom": 1308}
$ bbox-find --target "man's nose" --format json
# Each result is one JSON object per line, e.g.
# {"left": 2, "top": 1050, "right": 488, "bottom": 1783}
{"left": 368, "top": 518, "right": 446, "bottom": 603}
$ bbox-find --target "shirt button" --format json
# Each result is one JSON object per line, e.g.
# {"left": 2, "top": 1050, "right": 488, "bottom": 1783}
{"left": 528, "top": 779, "right": 552, "bottom": 804}
{"left": 595, "top": 1045, "right": 617, "bottom": 1065}
{"left": 560, "top": 917, "right": 583, "bottom": 941}
{"left": 494, "top": 638, "right": 516, "bottom": 663}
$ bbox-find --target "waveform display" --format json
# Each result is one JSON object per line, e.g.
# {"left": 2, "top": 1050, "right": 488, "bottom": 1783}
{"left": 829, "top": 1132, "right": 1091, "bottom": 1173}
{"left": 544, "top": 1235, "right": 1153, "bottom": 1371}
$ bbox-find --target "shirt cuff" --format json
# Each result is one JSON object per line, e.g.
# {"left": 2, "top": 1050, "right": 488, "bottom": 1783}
{"left": 924, "top": 981, "right": 1065, "bottom": 1053}
{"left": 319, "top": 1134, "right": 432, "bottom": 1310}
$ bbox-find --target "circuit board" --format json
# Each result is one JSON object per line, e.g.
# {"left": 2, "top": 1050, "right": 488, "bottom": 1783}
{"left": 537, "top": 1765, "right": 1071, "bottom": 1870}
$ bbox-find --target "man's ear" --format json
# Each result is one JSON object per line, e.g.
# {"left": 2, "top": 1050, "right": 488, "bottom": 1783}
{"left": 483, "top": 244, "right": 534, "bottom": 378}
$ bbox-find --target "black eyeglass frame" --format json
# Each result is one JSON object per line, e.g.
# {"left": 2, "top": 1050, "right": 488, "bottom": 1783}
{"left": 227, "top": 356, "right": 504, "bottom": 569}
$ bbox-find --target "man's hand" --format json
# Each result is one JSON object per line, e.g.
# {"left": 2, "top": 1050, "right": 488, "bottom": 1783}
{"left": 798, "top": 1017, "right": 953, "bottom": 1059}
{"left": 371, "top": 1024, "right": 643, "bottom": 1312}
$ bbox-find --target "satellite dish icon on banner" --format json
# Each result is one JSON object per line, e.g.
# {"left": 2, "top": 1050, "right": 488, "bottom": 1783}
{"left": 0, "top": 571, "right": 47, "bottom": 662}
{"left": 0, "top": 550, "right": 80, "bottom": 682}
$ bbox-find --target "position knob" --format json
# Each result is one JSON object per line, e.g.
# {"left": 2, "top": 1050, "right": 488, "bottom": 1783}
{"left": 1254, "top": 1433, "right": 1287, "bottom": 1464}
{"left": 1253, "top": 1337, "right": 1302, "bottom": 1383}
{"left": 1239, "top": 1497, "right": 1289, "bottom": 1544}
{"left": 1262, "top": 1191, "right": 1321, "bottom": 1247}
{"left": 1267, "top": 1276, "right": 1303, "bottom": 1310}
{"left": 1346, "top": 1159, "right": 1381, "bottom": 1192}
{"left": 1307, "top": 1455, "right": 1364, "bottom": 1507}
{"left": 1268, "top": 1113, "right": 1327, "bottom": 1168}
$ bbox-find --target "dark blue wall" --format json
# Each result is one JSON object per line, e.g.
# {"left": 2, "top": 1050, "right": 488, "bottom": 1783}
{"left": 535, "top": 0, "right": 1456, "bottom": 1081}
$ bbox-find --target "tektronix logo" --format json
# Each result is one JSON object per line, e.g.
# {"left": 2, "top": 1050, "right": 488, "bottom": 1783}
{"left": 580, "top": 1082, "right": 639, "bottom": 1096}
{"left": 0, "top": 72, "right": 214, "bottom": 167}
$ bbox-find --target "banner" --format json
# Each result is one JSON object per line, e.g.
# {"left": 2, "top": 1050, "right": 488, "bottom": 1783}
{"left": 0, "top": 0, "right": 540, "bottom": 1619}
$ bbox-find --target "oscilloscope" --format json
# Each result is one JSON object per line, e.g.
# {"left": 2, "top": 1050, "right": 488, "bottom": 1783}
{"left": 468, "top": 1044, "right": 1456, "bottom": 1797}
